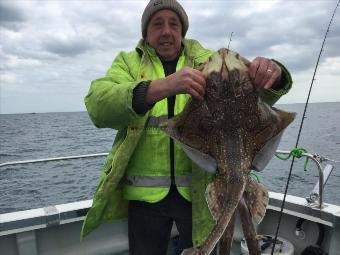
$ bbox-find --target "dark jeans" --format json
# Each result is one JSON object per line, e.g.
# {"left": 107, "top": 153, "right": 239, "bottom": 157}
{"left": 128, "top": 185, "right": 192, "bottom": 255}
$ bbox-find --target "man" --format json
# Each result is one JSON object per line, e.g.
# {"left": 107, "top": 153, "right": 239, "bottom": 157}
{"left": 81, "top": 1, "right": 292, "bottom": 254}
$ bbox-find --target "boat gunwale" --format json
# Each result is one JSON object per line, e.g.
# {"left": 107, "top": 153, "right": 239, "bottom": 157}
{"left": 1, "top": 192, "right": 339, "bottom": 236}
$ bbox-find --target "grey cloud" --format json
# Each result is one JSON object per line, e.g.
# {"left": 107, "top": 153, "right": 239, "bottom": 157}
{"left": 0, "top": 2, "right": 26, "bottom": 31}
{"left": 43, "top": 38, "right": 92, "bottom": 57}
{"left": 324, "top": 34, "right": 340, "bottom": 56}
{"left": 1, "top": 0, "right": 339, "bottom": 114}
{"left": 0, "top": 2, "right": 26, "bottom": 22}
{"left": 188, "top": 0, "right": 340, "bottom": 73}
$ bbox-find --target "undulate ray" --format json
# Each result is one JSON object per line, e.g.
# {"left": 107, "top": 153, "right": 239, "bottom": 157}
{"left": 161, "top": 49, "right": 295, "bottom": 255}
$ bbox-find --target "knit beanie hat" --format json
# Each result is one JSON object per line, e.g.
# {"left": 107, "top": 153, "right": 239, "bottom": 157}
{"left": 141, "top": 0, "right": 189, "bottom": 38}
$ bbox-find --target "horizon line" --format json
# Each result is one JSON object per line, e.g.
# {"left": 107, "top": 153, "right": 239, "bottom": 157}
{"left": 1, "top": 101, "right": 339, "bottom": 115}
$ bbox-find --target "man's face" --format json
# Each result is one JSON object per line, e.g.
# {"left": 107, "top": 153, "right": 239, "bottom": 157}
{"left": 146, "top": 9, "right": 182, "bottom": 61}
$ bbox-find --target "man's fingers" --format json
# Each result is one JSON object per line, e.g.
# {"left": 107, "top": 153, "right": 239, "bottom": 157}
{"left": 184, "top": 69, "right": 206, "bottom": 95}
{"left": 188, "top": 87, "right": 204, "bottom": 101}
{"left": 249, "top": 57, "right": 283, "bottom": 89}
{"left": 263, "top": 62, "right": 282, "bottom": 89}
{"left": 190, "top": 80, "right": 205, "bottom": 98}
{"left": 191, "top": 69, "right": 206, "bottom": 88}
{"left": 171, "top": 67, "right": 206, "bottom": 97}
{"left": 264, "top": 70, "right": 280, "bottom": 89}
{"left": 249, "top": 57, "right": 260, "bottom": 80}
{"left": 253, "top": 58, "right": 269, "bottom": 86}
{"left": 197, "top": 64, "right": 205, "bottom": 72}
{"left": 180, "top": 67, "right": 206, "bottom": 88}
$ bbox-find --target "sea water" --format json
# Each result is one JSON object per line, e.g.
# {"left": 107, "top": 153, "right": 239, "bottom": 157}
{"left": 0, "top": 102, "right": 339, "bottom": 214}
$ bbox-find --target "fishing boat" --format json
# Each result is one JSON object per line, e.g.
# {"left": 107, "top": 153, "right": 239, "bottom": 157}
{"left": 1, "top": 1, "right": 339, "bottom": 253}
{"left": 0, "top": 150, "right": 339, "bottom": 255}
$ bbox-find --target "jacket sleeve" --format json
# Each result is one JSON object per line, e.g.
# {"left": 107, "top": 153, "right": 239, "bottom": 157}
{"left": 84, "top": 51, "right": 146, "bottom": 130}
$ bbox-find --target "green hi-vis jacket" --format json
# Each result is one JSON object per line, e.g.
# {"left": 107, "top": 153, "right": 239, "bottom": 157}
{"left": 81, "top": 39, "right": 292, "bottom": 246}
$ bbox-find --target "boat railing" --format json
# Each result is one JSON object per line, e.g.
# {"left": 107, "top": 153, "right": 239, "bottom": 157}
{"left": 0, "top": 150, "right": 335, "bottom": 208}
{"left": 275, "top": 150, "right": 335, "bottom": 209}
{"left": 0, "top": 153, "right": 109, "bottom": 167}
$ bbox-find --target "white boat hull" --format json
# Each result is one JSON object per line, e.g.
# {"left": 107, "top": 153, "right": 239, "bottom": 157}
{"left": 1, "top": 192, "right": 340, "bottom": 255}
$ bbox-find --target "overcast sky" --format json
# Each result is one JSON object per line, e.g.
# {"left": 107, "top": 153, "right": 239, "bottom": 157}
{"left": 0, "top": 0, "right": 339, "bottom": 114}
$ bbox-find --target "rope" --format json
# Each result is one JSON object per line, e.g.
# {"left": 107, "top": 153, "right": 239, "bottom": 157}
{"left": 250, "top": 171, "right": 260, "bottom": 183}
{"left": 270, "top": 1, "right": 340, "bottom": 254}
{"left": 275, "top": 148, "right": 310, "bottom": 171}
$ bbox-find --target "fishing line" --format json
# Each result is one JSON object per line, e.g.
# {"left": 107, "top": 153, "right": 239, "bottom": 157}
{"left": 227, "top": 32, "right": 234, "bottom": 50}
{"left": 270, "top": 1, "right": 340, "bottom": 254}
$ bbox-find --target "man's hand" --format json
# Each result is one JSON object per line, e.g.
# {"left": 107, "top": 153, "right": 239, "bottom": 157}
{"left": 145, "top": 67, "right": 206, "bottom": 104}
{"left": 249, "top": 57, "right": 282, "bottom": 90}
{"left": 165, "top": 67, "right": 206, "bottom": 100}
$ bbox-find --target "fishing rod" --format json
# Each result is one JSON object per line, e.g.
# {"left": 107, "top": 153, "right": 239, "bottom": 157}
{"left": 270, "top": 0, "right": 340, "bottom": 254}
